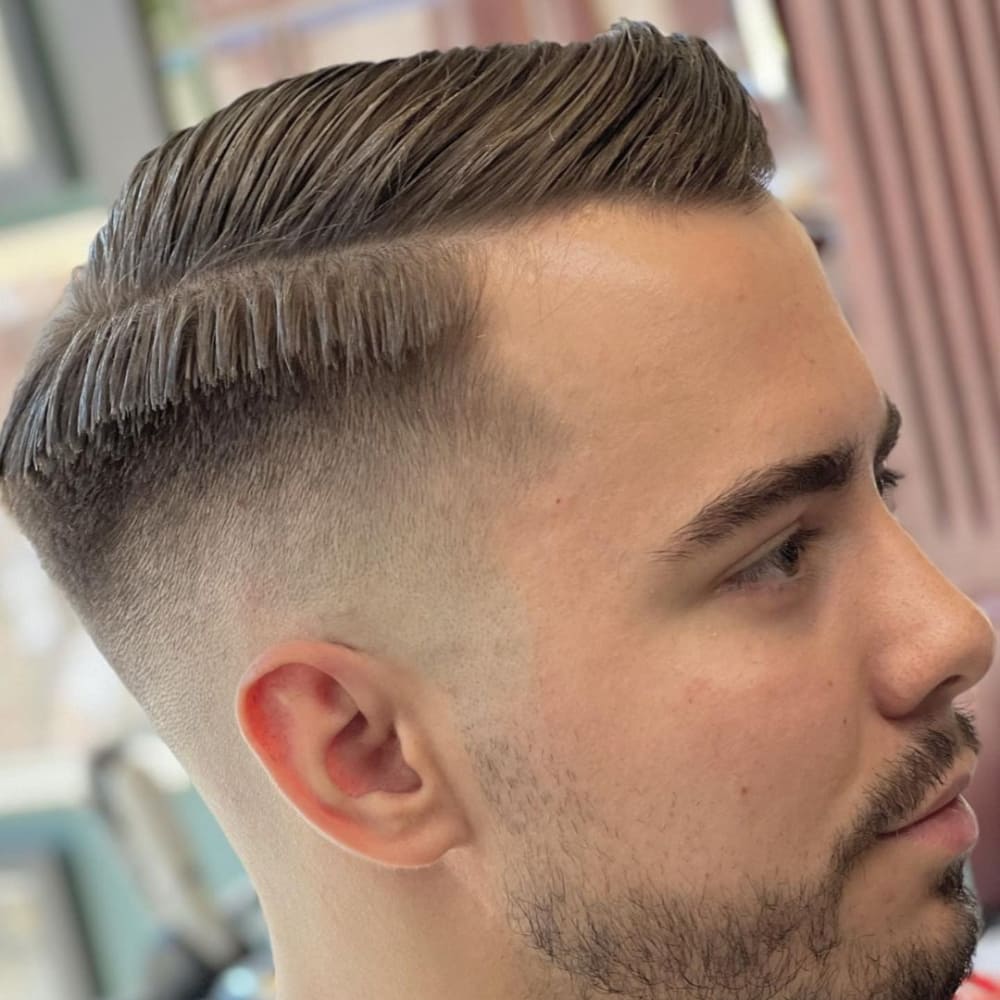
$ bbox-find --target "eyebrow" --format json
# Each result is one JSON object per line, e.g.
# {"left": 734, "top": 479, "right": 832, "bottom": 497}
{"left": 649, "top": 393, "right": 902, "bottom": 564}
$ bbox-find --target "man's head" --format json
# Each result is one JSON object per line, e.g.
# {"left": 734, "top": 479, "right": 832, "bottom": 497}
{"left": 1, "top": 20, "right": 995, "bottom": 1000}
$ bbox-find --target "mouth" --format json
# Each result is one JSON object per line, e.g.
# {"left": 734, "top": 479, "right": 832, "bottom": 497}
{"left": 879, "top": 772, "right": 979, "bottom": 855}
{"left": 880, "top": 771, "right": 973, "bottom": 836}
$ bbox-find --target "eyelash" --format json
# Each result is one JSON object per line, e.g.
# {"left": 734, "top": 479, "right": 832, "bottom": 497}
{"left": 723, "top": 465, "right": 906, "bottom": 593}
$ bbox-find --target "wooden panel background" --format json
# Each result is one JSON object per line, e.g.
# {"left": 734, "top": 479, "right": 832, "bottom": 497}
{"left": 781, "top": 0, "right": 1000, "bottom": 602}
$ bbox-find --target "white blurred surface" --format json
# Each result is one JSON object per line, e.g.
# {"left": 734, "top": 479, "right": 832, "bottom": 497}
{"left": 977, "top": 924, "right": 1000, "bottom": 976}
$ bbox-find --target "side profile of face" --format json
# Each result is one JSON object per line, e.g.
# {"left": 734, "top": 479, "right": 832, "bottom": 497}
{"left": 236, "top": 198, "right": 997, "bottom": 1000}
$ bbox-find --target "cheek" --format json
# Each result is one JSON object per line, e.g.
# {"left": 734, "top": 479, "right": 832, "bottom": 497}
{"left": 678, "top": 655, "right": 863, "bottom": 864}
{"left": 538, "top": 637, "right": 862, "bottom": 875}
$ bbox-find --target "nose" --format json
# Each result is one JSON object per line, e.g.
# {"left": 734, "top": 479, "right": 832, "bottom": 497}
{"left": 865, "top": 512, "right": 997, "bottom": 719}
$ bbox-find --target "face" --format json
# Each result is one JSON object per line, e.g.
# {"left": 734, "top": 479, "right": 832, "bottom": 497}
{"left": 463, "top": 198, "right": 997, "bottom": 999}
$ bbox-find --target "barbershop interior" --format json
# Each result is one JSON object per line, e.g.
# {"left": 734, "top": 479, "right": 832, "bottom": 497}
{"left": 0, "top": 1, "right": 999, "bottom": 998}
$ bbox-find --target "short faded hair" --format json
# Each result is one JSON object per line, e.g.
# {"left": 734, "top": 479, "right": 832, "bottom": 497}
{"left": 0, "top": 20, "right": 774, "bottom": 768}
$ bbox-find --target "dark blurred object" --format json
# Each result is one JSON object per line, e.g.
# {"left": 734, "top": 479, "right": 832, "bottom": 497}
{"left": 795, "top": 209, "right": 834, "bottom": 257}
{"left": 88, "top": 734, "right": 273, "bottom": 1000}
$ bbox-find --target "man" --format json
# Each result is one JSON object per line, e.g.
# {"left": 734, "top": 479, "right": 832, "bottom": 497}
{"left": 0, "top": 19, "right": 995, "bottom": 1000}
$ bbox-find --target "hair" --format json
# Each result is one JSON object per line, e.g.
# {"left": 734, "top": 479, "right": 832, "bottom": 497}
{"left": 0, "top": 20, "right": 773, "bottom": 844}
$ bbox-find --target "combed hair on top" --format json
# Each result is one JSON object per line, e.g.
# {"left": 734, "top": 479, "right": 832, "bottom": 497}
{"left": 0, "top": 20, "right": 774, "bottom": 763}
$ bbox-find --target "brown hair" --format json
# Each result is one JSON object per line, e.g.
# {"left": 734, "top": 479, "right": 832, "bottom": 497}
{"left": 0, "top": 20, "right": 773, "bottom": 776}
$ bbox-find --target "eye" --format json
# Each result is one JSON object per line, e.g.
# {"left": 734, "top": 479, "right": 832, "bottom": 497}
{"left": 722, "top": 527, "right": 822, "bottom": 592}
{"left": 877, "top": 465, "right": 905, "bottom": 511}
{"left": 722, "top": 463, "right": 907, "bottom": 594}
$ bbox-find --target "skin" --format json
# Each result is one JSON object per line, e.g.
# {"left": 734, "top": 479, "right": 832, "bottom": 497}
{"left": 234, "top": 198, "right": 997, "bottom": 999}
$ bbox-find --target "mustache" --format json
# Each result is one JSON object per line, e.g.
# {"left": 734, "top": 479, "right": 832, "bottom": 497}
{"left": 872, "top": 708, "right": 979, "bottom": 831}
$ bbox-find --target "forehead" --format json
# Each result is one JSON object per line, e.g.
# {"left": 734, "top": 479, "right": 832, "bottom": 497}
{"left": 482, "top": 199, "right": 879, "bottom": 477}
{"left": 477, "top": 201, "right": 883, "bottom": 591}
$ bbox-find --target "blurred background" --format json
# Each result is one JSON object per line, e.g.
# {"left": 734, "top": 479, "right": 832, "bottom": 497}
{"left": 0, "top": 1, "right": 997, "bottom": 998}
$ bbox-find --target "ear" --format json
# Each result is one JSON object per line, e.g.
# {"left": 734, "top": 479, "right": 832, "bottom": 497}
{"left": 234, "top": 639, "right": 473, "bottom": 868}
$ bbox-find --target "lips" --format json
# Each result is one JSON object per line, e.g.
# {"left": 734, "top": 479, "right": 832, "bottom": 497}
{"left": 882, "top": 771, "right": 973, "bottom": 835}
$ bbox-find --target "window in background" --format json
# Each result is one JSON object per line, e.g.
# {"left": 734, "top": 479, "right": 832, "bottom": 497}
{"left": 0, "top": 0, "right": 80, "bottom": 227}
{"left": 0, "top": 11, "right": 32, "bottom": 168}
{"left": 140, "top": 0, "right": 446, "bottom": 132}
